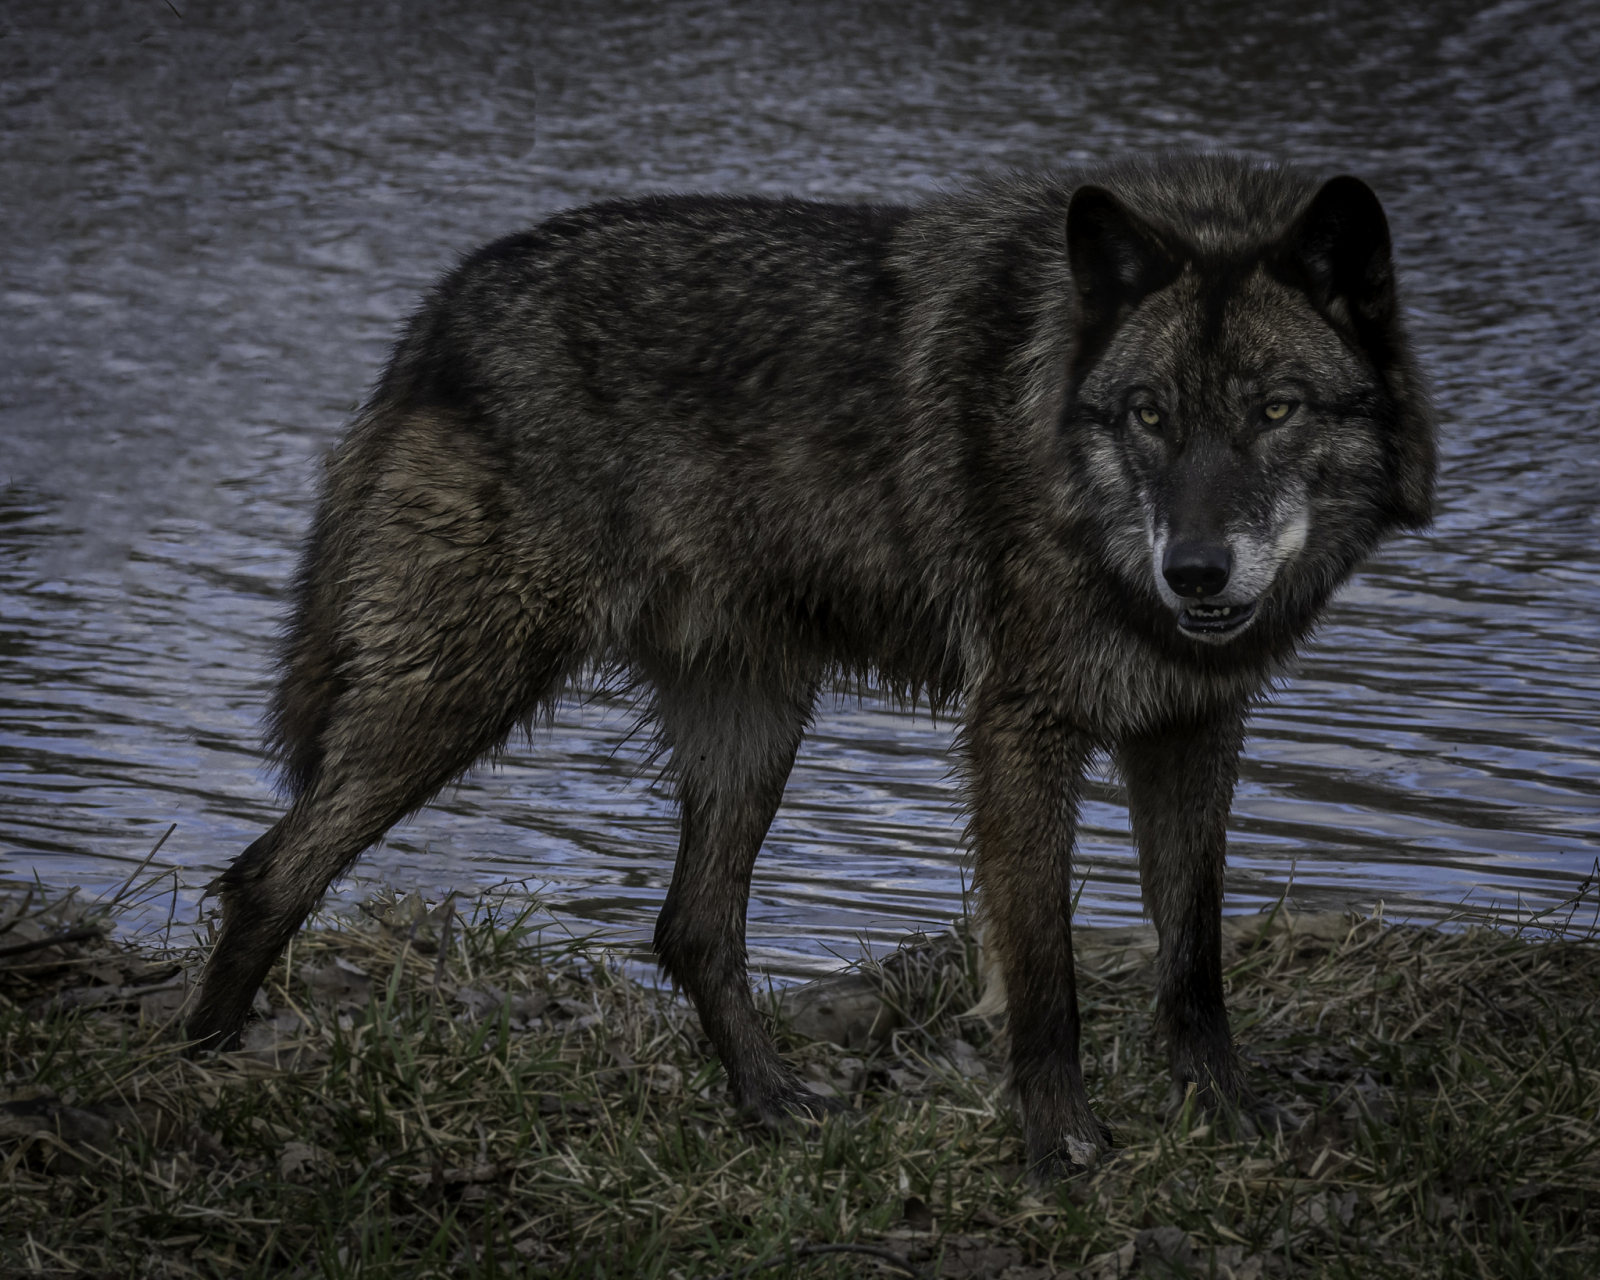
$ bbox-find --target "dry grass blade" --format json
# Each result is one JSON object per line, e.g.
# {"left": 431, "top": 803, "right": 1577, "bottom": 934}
{"left": 101, "top": 822, "right": 178, "bottom": 911}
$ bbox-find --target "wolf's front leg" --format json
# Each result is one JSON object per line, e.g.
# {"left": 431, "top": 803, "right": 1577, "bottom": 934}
{"left": 967, "top": 690, "right": 1109, "bottom": 1178}
{"left": 1116, "top": 710, "right": 1247, "bottom": 1109}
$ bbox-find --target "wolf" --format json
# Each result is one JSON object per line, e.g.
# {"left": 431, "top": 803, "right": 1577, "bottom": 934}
{"left": 188, "top": 155, "right": 1435, "bottom": 1178}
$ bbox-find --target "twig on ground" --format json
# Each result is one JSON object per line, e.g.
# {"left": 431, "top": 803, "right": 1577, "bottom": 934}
{"left": 0, "top": 926, "right": 105, "bottom": 961}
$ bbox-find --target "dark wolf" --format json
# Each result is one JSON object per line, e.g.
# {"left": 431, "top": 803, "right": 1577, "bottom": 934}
{"left": 189, "top": 156, "right": 1435, "bottom": 1178}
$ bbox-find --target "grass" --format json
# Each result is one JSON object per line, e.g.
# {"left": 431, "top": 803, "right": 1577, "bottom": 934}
{"left": 2, "top": 877, "right": 1599, "bottom": 1279}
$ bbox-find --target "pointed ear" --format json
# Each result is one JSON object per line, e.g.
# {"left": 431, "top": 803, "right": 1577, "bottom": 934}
{"left": 1066, "top": 185, "right": 1182, "bottom": 332}
{"left": 1279, "top": 175, "right": 1396, "bottom": 337}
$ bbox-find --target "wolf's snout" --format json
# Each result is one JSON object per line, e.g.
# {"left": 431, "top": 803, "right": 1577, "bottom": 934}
{"left": 1162, "top": 542, "right": 1231, "bottom": 598}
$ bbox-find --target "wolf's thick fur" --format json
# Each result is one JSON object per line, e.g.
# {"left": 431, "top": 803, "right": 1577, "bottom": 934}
{"left": 190, "top": 156, "right": 1435, "bottom": 1177}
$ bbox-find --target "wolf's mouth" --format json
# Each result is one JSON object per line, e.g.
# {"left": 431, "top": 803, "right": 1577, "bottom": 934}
{"left": 1177, "top": 600, "right": 1256, "bottom": 636}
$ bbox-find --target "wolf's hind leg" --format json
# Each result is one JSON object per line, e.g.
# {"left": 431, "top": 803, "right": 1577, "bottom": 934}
{"left": 1117, "top": 711, "right": 1247, "bottom": 1111}
{"left": 647, "top": 667, "right": 824, "bottom": 1124}
{"left": 189, "top": 422, "right": 591, "bottom": 1050}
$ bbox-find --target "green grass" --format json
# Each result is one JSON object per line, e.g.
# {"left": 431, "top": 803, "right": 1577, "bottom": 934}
{"left": 2, "top": 882, "right": 1598, "bottom": 1278}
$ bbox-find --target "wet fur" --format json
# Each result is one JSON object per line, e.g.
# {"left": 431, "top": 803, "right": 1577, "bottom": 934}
{"left": 189, "top": 156, "right": 1435, "bottom": 1178}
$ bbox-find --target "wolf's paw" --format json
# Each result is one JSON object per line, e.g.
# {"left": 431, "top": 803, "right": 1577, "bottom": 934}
{"left": 739, "top": 1078, "right": 847, "bottom": 1131}
{"left": 1026, "top": 1116, "right": 1114, "bottom": 1183}
{"left": 182, "top": 1011, "right": 247, "bottom": 1057}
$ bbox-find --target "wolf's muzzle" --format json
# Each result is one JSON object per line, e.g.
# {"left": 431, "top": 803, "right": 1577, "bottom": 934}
{"left": 1162, "top": 541, "right": 1231, "bottom": 599}
{"left": 1162, "top": 541, "right": 1257, "bottom": 637}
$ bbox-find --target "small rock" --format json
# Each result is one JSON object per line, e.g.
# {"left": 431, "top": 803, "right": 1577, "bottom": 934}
{"left": 886, "top": 1067, "right": 924, "bottom": 1092}
{"left": 1208, "top": 1247, "right": 1265, "bottom": 1280}
{"left": 1073, "top": 926, "right": 1160, "bottom": 979}
{"left": 139, "top": 981, "right": 189, "bottom": 1022}
{"left": 0, "top": 1098, "right": 114, "bottom": 1149}
{"left": 455, "top": 986, "right": 505, "bottom": 1019}
{"left": 940, "top": 1038, "right": 989, "bottom": 1080}
{"left": 100, "top": 1099, "right": 180, "bottom": 1145}
{"left": 1222, "top": 910, "right": 1353, "bottom": 958}
{"left": 1135, "top": 1226, "right": 1195, "bottom": 1272}
{"left": 780, "top": 973, "right": 901, "bottom": 1050}
{"left": 280, "top": 1140, "right": 331, "bottom": 1181}
{"left": 298, "top": 957, "right": 372, "bottom": 1004}
{"left": 0, "top": 1097, "right": 119, "bottom": 1175}
{"left": 1072, "top": 1241, "right": 1137, "bottom": 1280}
{"left": 364, "top": 892, "right": 455, "bottom": 952}
{"left": 239, "top": 1011, "right": 319, "bottom": 1068}
{"left": 938, "top": 1235, "right": 1024, "bottom": 1279}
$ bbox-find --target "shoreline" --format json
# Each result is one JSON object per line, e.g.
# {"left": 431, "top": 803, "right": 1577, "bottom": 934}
{"left": 3, "top": 886, "right": 1598, "bottom": 1278}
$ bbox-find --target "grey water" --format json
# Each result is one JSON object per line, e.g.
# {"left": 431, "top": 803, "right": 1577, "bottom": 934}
{"left": 2, "top": 0, "right": 1597, "bottom": 976}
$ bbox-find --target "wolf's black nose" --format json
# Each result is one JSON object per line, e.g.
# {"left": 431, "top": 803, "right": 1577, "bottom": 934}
{"left": 1163, "top": 542, "right": 1231, "bottom": 598}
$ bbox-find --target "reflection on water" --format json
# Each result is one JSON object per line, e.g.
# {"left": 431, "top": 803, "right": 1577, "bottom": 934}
{"left": 2, "top": 0, "right": 1597, "bottom": 975}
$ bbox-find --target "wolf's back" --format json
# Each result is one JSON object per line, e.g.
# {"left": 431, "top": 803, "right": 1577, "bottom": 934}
{"left": 264, "top": 196, "right": 922, "bottom": 792}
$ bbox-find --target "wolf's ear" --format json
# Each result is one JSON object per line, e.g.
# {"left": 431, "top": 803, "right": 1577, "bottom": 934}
{"left": 1279, "top": 176, "right": 1396, "bottom": 337}
{"left": 1066, "top": 186, "right": 1181, "bottom": 332}
{"left": 1283, "top": 176, "right": 1435, "bottom": 530}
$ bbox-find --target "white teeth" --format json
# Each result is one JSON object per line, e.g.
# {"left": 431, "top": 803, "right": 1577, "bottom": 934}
{"left": 1178, "top": 601, "right": 1256, "bottom": 634}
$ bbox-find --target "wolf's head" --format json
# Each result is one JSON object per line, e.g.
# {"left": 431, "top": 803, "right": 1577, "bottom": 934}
{"left": 1061, "top": 162, "right": 1436, "bottom": 647}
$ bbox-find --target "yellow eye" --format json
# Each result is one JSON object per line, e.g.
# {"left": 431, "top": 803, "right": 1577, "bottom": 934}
{"left": 1263, "top": 402, "right": 1292, "bottom": 422}
{"left": 1137, "top": 407, "right": 1162, "bottom": 428}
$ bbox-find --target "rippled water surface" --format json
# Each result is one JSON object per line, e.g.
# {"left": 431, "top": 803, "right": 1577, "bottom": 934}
{"left": 3, "top": 0, "right": 1597, "bottom": 974}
